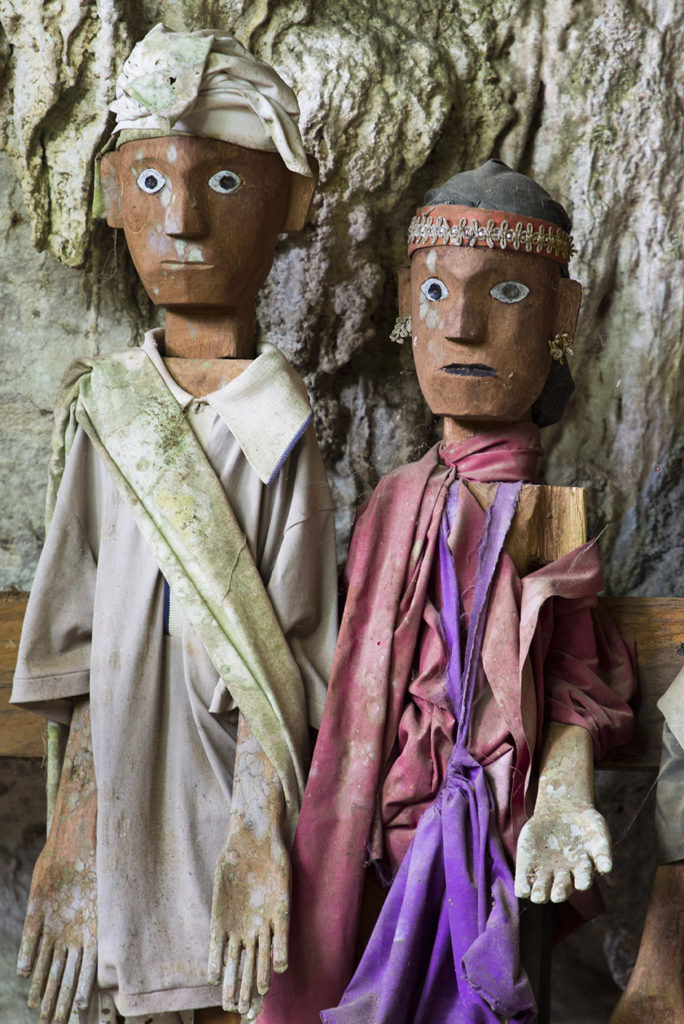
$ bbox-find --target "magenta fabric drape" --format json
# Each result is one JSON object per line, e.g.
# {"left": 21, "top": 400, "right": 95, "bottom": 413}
{"left": 323, "top": 481, "right": 536, "bottom": 1024}
{"left": 258, "top": 424, "right": 634, "bottom": 1024}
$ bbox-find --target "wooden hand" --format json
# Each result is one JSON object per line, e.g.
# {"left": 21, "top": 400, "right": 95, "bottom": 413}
{"left": 514, "top": 722, "right": 611, "bottom": 903}
{"left": 17, "top": 700, "right": 98, "bottom": 1023}
{"left": 208, "top": 713, "right": 290, "bottom": 1016}
{"left": 515, "top": 804, "right": 611, "bottom": 903}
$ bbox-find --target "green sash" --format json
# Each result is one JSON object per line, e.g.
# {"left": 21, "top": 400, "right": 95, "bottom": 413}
{"left": 47, "top": 349, "right": 309, "bottom": 842}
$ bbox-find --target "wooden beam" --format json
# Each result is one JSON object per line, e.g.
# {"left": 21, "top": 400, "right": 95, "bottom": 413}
{"left": 0, "top": 591, "right": 44, "bottom": 758}
{"left": 2, "top": 587, "right": 684, "bottom": 769}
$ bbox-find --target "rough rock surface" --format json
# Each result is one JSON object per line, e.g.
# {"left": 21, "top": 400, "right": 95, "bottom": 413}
{"left": 0, "top": 759, "right": 45, "bottom": 1024}
{"left": 1, "top": 0, "right": 682, "bottom": 1020}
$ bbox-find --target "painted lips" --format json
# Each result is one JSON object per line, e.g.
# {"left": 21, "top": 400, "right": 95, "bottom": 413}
{"left": 441, "top": 363, "right": 497, "bottom": 378}
{"left": 159, "top": 261, "right": 215, "bottom": 269}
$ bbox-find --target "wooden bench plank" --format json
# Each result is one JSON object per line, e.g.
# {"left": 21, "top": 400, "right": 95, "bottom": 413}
{"left": 599, "top": 596, "right": 684, "bottom": 770}
{"left": 2, "top": 590, "right": 684, "bottom": 768}
{"left": 0, "top": 591, "right": 44, "bottom": 758}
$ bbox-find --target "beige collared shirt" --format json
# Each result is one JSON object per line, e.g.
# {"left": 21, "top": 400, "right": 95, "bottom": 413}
{"left": 13, "top": 336, "right": 337, "bottom": 1016}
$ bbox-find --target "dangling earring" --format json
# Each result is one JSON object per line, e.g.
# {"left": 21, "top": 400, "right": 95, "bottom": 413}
{"left": 548, "top": 332, "right": 573, "bottom": 363}
{"left": 390, "top": 315, "right": 412, "bottom": 344}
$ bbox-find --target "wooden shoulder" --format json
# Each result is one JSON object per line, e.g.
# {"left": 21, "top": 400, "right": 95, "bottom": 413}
{"left": 466, "top": 482, "right": 587, "bottom": 576}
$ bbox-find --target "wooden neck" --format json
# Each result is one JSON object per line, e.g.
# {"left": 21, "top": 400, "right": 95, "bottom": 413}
{"left": 160, "top": 308, "right": 255, "bottom": 398}
{"left": 163, "top": 357, "right": 252, "bottom": 398}
{"left": 442, "top": 413, "right": 533, "bottom": 446}
{"left": 163, "top": 306, "right": 255, "bottom": 360}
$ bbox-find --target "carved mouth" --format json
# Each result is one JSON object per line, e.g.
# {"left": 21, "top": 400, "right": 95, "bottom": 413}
{"left": 441, "top": 363, "right": 497, "bottom": 378}
{"left": 160, "top": 261, "right": 215, "bottom": 269}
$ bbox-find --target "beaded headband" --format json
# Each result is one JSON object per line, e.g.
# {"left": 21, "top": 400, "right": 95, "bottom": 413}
{"left": 407, "top": 204, "right": 575, "bottom": 267}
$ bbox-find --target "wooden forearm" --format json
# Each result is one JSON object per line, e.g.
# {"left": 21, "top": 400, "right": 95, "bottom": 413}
{"left": 534, "top": 721, "right": 594, "bottom": 810}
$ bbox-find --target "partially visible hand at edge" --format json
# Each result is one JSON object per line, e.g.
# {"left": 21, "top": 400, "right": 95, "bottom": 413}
{"left": 17, "top": 699, "right": 98, "bottom": 1024}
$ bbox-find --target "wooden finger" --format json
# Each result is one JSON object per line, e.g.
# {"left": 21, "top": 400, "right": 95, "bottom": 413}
{"left": 39, "top": 943, "right": 66, "bottom": 1023}
{"left": 272, "top": 913, "right": 289, "bottom": 974}
{"left": 238, "top": 939, "right": 256, "bottom": 1016}
{"left": 594, "top": 852, "right": 613, "bottom": 875}
{"left": 513, "top": 830, "right": 535, "bottom": 899}
{"left": 221, "top": 934, "right": 241, "bottom": 1010}
{"left": 572, "top": 854, "right": 594, "bottom": 891}
{"left": 28, "top": 935, "right": 53, "bottom": 1008}
{"left": 585, "top": 825, "right": 613, "bottom": 873}
{"left": 208, "top": 925, "right": 226, "bottom": 986}
{"left": 550, "top": 869, "right": 573, "bottom": 904}
{"left": 256, "top": 925, "right": 271, "bottom": 995}
{"left": 17, "top": 912, "right": 42, "bottom": 977}
{"left": 54, "top": 946, "right": 81, "bottom": 1023}
{"left": 530, "top": 869, "right": 553, "bottom": 904}
{"left": 74, "top": 939, "right": 97, "bottom": 1010}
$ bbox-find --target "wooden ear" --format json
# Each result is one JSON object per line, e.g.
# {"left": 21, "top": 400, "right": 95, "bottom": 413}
{"left": 397, "top": 266, "right": 411, "bottom": 318}
{"left": 282, "top": 155, "right": 318, "bottom": 232}
{"left": 99, "top": 152, "right": 124, "bottom": 228}
{"left": 555, "top": 277, "right": 582, "bottom": 338}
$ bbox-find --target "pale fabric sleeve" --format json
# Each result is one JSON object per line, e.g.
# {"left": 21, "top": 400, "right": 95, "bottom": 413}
{"left": 257, "top": 424, "right": 338, "bottom": 731}
{"left": 655, "top": 721, "right": 684, "bottom": 864}
{"left": 654, "top": 668, "right": 684, "bottom": 863}
{"left": 658, "top": 666, "right": 684, "bottom": 749}
{"left": 11, "top": 429, "right": 99, "bottom": 724}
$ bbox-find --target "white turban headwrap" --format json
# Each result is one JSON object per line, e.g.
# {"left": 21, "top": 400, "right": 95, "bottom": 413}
{"left": 110, "top": 23, "right": 312, "bottom": 178}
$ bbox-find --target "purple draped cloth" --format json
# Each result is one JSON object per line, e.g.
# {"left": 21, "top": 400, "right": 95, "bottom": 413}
{"left": 322, "top": 481, "right": 536, "bottom": 1024}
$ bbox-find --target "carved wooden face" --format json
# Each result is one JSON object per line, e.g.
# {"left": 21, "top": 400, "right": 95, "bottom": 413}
{"left": 104, "top": 135, "right": 291, "bottom": 309}
{"left": 410, "top": 245, "right": 579, "bottom": 423}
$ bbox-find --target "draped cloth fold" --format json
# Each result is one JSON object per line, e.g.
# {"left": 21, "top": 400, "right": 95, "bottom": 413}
{"left": 322, "top": 481, "right": 536, "bottom": 1024}
{"left": 439, "top": 423, "right": 543, "bottom": 482}
{"left": 257, "top": 424, "right": 634, "bottom": 1024}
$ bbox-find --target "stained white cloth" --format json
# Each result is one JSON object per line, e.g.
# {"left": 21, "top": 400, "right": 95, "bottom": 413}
{"left": 111, "top": 24, "right": 312, "bottom": 178}
{"left": 12, "top": 338, "right": 337, "bottom": 1015}
{"left": 658, "top": 666, "right": 684, "bottom": 750}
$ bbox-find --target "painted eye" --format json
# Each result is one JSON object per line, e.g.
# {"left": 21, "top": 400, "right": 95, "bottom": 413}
{"left": 420, "top": 277, "right": 449, "bottom": 302}
{"left": 489, "top": 280, "right": 530, "bottom": 304}
{"left": 136, "top": 168, "right": 166, "bottom": 194}
{"left": 208, "top": 170, "right": 242, "bottom": 194}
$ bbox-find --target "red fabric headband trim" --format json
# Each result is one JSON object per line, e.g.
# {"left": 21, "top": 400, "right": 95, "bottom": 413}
{"left": 407, "top": 204, "right": 575, "bottom": 266}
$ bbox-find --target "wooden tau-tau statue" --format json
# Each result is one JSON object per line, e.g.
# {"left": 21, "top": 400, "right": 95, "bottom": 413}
{"left": 257, "top": 159, "right": 635, "bottom": 1024}
{"left": 12, "top": 24, "right": 338, "bottom": 1024}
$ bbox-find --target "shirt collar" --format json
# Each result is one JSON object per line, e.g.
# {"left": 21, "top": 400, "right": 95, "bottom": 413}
{"left": 142, "top": 330, "right": 313, "bottom": 485}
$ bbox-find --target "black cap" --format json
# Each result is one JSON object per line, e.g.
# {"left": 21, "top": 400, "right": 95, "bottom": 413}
{"left": 424, "top": 159, "right": 572, "bottom": 234}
